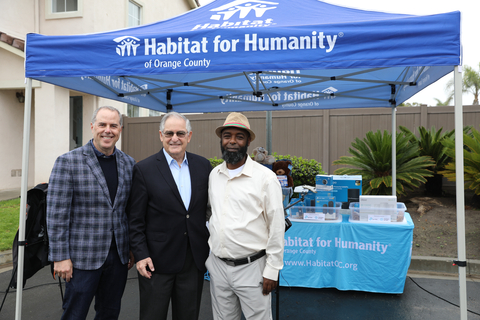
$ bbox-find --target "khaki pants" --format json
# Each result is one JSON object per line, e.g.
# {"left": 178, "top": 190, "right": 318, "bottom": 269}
{"left": 205, "top": 253, "right": 272, "bottom": 320}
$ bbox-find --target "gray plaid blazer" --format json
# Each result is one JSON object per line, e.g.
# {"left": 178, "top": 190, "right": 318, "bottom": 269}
{"left": 46, "top": 143, "right": 135, "bottom": 270}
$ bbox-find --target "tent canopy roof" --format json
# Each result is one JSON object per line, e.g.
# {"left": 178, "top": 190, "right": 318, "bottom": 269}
{"left": 25, "top": 0, "right": 461, "bottom": 113}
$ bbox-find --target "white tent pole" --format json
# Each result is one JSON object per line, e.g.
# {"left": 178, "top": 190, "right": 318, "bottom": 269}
{"left": 391, "top": 106, "right": 396, "bottom": 196}
{"left": 15, "top": 78, "right": 33, "bottom": 320}
{"left": 453, "top": 65, "right": 467, "bottom": 320}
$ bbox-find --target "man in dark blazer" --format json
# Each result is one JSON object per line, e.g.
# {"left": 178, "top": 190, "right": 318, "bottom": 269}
{"left": 128, "top": 112, "right": 212, "bottom": 320}
{"left": 47, "top": 106, "right": 136, "bottom": 319}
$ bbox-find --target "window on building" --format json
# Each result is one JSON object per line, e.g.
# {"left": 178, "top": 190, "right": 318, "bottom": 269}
{"left": 70, "top": 96, "right": 83, "bottom": 150}
{"left": 128, "top": 1, "right": 142, "bottom": 27}
{"left": 127, "top": 104, "right": 140, "bottom": 118}
{"left": 53, "top": 0, "right": 78, "bottom": 12}
{"left": 149, "top": 110, "right": 163, "bottom": 117}
{"left": 46, "top": 0, "right": 83, "bottom": 19}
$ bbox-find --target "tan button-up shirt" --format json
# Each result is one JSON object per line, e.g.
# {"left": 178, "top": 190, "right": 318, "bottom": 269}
{"left": 208, "top": 156, "right": 285, "bottom": 280}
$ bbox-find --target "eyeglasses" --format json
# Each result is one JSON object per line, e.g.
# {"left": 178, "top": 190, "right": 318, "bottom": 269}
{"left": 163, "top": 131, "right": 187, "bottom": 138}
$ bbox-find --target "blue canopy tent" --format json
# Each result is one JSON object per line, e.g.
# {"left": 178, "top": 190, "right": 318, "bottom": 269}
{"left": 18, "top": 0, "right": 467, "bottom": 318}
{"left": 25, "top": 0, "right": 460, "bottom": 112}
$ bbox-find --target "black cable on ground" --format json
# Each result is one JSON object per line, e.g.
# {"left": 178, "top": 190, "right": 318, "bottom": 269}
{"left": 408, "top": 276, "right": 480, "bottom": 317}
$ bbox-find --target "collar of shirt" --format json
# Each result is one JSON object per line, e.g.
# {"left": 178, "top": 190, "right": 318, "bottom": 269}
{"left": 89, "top": 139, "right": 117, "bottom": 158}
{"left": 218, "top": 155, "right": 253, "bottom": 178}
{"left": 162, "top": 148, "right": 188, "bottom": 168}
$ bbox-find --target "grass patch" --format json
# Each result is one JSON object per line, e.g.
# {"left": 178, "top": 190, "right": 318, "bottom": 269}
{"left": 0, "top": 198, "right": 20, "bottom": 251}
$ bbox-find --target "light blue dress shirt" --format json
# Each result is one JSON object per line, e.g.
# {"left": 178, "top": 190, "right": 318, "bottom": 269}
{"left": 163, "top": 149, "right": 191, "bottom": 210}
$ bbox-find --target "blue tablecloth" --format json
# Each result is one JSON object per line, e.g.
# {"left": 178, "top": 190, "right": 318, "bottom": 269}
{"left": 280, "top": 213, "right": 414, "bottom": 294}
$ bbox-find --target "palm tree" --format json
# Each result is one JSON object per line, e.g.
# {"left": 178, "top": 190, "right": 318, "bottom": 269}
{"left": 446, "top": 63, "right": 480, "bottom": 105}
{"left": 333, "top": 130, "right": 434, "bottom": 196}
{"left": 399, "top": 126, "right": 454, "bottom": 196}
{"left": 439, "top": 126, "right": 480, "bottom": 196}
{"left": 433, "top": 96, "right": 453, "bottom": 106}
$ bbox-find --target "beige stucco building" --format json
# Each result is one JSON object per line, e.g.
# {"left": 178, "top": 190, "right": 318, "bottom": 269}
{"left": 0, "top": 0, "right": 198, "bottom": 192}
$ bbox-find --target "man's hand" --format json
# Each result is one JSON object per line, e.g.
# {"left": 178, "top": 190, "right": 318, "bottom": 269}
{"left": 128, "top": 251, "right": 135, "bottom": 270}
{"left": 136, "top": 257, "right": 155, "bottom": 279}
{"left": 54, "top": 259, "right": 73, "bottom": 282}
{"left": 262, "top": 277, "right": 278, "bottom": 296}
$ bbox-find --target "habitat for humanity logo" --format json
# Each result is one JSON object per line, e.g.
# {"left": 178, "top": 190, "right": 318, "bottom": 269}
{"left": 322, "top": 87, "right": 338, "bottom": 94}
{"left": 193, "top": 0, "right": 278, "bottom": 30}
{"left": 114, "top": 36, "right": 140, "bottom": 56}
{"left": 210, "top": 0, "right": 278, "bottom": 20}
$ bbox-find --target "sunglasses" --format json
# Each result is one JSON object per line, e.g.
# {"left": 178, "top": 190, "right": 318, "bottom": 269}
{"left": 163, "top": 131, "right": 187, "bottom": 138}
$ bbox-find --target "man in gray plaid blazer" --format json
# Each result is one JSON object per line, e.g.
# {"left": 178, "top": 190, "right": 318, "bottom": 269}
{"left": 47, "top": 106, "right": 135, "bottom": 320}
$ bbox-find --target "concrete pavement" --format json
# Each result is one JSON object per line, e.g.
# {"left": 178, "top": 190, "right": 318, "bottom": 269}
{"left": 0, "top": 188, "right": 21, "bottom": 201}
{"left": 1, "top": 263, "right": 479, "bottom": 320}
{"left": 2, "top": 187, "right": 479, "bottom": 318}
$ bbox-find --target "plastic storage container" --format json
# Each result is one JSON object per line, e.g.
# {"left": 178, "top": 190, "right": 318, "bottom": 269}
{"left": 289, "top": 202, "right": 342, "bottom": 222}
{"left": 349, "top": 202, "right": 406, "bottom": 222}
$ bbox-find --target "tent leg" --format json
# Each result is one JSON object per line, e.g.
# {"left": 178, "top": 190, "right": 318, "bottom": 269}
{"left": 15, "top": 78, "right": 33, "bottom": 320}
{"left": 454, "top": 65, "right": 467, "bottom": 320}
{"left": 391, "top": 106, "right": 396, "bottom": 196}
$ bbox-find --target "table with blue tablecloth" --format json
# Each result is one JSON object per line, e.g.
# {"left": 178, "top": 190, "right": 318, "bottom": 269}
{"left": 280, "top": 213, "right": 414, "bottom": 294}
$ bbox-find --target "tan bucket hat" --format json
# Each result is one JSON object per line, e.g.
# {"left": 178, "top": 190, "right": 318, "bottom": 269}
{"left": 215, "top": 112, "right": 256, "bottom": 141}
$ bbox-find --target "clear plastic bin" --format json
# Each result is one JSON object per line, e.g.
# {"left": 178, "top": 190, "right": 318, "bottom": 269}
{"left": 349, "top": 202, "right": 406, "bottom": 222}
{"left": 289, "top": 202, "right": 342, "bottom": 222}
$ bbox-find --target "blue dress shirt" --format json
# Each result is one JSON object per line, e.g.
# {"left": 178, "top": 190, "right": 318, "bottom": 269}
{"left": 163, "top": 149, "right": 191, "bottom": 210}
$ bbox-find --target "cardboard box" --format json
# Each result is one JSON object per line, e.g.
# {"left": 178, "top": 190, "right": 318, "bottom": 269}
{"left": 303, "top": 191, "right": 317, "bottom": 207}
{"left": 277, "top": 175, "right": 288, "bottom": 187}
{"left": 315, "top": 195, "right": 336, "bottom": 208}
{"left": 332, "top": 175, "right": 362, "bottom": 208}
{"left": 316, "top": 175, "right": 333, "bottom": 191}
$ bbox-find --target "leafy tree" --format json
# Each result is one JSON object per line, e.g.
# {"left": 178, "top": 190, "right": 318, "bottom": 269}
{"left": 333, "top": 130, "right": 435, "bottom": 196}
{"left": 446, "top": 63, "right": 480, "bottom": 105}
{"left": 398, "top": 102, "right": 423, "bottom": 107}
{"left": 439, "top": 126, "right": 480, "bottom": 196}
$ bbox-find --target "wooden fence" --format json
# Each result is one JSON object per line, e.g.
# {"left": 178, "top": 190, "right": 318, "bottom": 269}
{"left": 122, "top": 105, "right": 480, "bottom": 174}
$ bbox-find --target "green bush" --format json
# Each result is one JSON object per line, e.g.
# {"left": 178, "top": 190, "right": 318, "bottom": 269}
{"left": 209, "top": 157, "right": 224, "bottom": 168}
{"left": 273, "top": 153, "right": 325, "bottom": 187}
{"left": 209, "top": 154, "right": 324, "bottom": 188}
{"left": 0, "top": 198, "right": 20, "bottom": 251}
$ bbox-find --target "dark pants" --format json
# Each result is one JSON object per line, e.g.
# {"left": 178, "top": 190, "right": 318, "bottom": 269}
{"left": 138, "top": 244, "right": 204, "bottom": 320}
{"left": 61, "top": 243, "right": 128, "bottom": 320}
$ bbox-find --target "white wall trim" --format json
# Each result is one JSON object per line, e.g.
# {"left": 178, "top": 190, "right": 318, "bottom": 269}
{"left": 0, "top": 80, "right": 42, "bottom": 89}
{"left": 45, "top": 0, "right": 84, "bottom": 20}
{"left": 0, "top": 42, "right": 24, "bottom": 58}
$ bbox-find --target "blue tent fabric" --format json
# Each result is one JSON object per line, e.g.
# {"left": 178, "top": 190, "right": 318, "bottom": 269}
{"left": 25, "top": 0, "right": 461, "bottom": 113}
